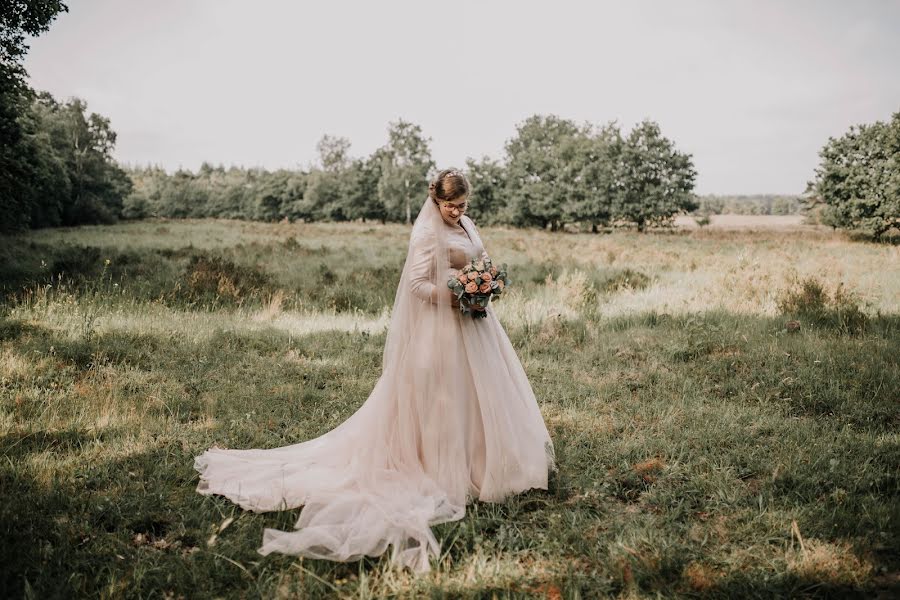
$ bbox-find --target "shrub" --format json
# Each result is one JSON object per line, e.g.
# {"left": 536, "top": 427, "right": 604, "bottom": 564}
{"left": 596, "top": 268, "right": 651, "bottom": 293}
{"left": 179, "top": 255, "right": 272, "bottom": 305}
{"left": 776, "top": 275, "right": 868, "bottom": 334}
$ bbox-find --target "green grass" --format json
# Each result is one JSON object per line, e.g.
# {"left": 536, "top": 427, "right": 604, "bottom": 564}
{"left": 1, "top": 219, "right": 898, "bottom": 598}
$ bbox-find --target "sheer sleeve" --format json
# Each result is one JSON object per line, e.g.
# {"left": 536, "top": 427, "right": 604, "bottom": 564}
{"left": 408, "top": 233, "right": 439, "bottom": 303}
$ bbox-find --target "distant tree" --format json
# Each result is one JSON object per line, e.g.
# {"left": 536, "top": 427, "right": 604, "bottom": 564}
{"left": 122, "top": 165, "right": 167, "bottom": 219}
{"left": 463, "top": 156, "right": 507, "bottom": 225}
{"left": 254, "top": 170, "right": 294, "bottom": 222}
{"left": 342, "top": 154, "right": 386, "bottom": 223}
{"left": 157, "top": 169, "right": 196, "bottom": 218}
{"left": 218, "top": 167, "right": 256, "bottom": 219}
{"left": 565, "top": 122, "right": 622, "bottom": 232}
{"left": 807, "top": 111, "right": 899, "bottom": 239}
{"left": 376, "top": 119, "right": 435, "bottom": 224}
{"left": 613, "top": 119, "right": 697, "bottom": 231}
{"left": 304, "top": 168, "right": 346, "bottom": 221}
{"left": 691, "top": 195, "right": 803, "bottom": 216}
{"left": 304, "top": 135, "right": 356, "bottom": 221}
{"left": 771, "top": 196, "right": 801, "bottom": 216}
{"left": 316, "top": 134, "right": 351, "bottom": 172}
{"left": 504, "top": 114, "right": 582, "bottom": 230}
{"left": 276, "top": 170, "right": 308, "bottom": 222}
{"left": 26, "top": 93, "right": 132, "bottom": 225}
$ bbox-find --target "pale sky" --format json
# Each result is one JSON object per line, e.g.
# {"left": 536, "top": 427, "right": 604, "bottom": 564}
{"left": 23, "top": 0, "right": 900, "bottom": 194}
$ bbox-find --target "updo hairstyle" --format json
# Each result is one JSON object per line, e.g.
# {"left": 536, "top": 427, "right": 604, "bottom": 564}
{"left": 428, "top": 168, "right": 470, "bottom": 204}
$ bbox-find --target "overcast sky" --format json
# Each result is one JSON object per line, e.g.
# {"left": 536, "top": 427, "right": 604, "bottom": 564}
{"left": 23, "top": 0, "right": 900, "bottom": 195}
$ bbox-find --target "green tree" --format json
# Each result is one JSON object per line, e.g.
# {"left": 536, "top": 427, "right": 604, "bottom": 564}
{"left": 26, "top": 92, "right": 132, "bottom": 225}
{"left": 464, "top": 156, "right": 507, "bottom": 225}
{"left": 807, "top": 111, "right": 900, "bottom": 239}
{"left": 276, "top": 170, "right": 308, "bottom": 222}
{"left": 121, "top": 165, "right": 168, "bottom": 219}
{"left": 376, "top": 119, "right": 434, "bottom": 224}
{"left": 304, "top": 169, "right": 346, "bottom": 221}
{"left": 613, "top": 119, "right": 697, "bottom": 231}
{"left": 316, "top": 134, "right": 351, "bottom": 172}
{"left": 339, "top": 155, "right": 386, "bottom": 223}
{"left": 0, "top": 0, "right": 68, "bottom": 231}
{"left": 304, "top": 135, "right": 355, "bottom": 221}
{"left": 504, "top": 114, "right": 582, "bottom": 230}
{"left": 565, "top": 122, "right": 622, "bottom": 232}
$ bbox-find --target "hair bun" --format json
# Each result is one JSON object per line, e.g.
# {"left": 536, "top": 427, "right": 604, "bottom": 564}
{"left": 429, "top": 168, "right": 470, "bottom": 203}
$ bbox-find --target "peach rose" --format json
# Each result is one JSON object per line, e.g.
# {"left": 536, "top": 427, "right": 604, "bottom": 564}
{"left": 490, "top": 266, "right": 498, "bottom": 276}
{"left": 479, "top": 282, "right": 491, "bottom": 293}
{"left": 467, "top": 271, "right": 478, "bottom": 281}
{"left": 465, "top": 281, "right": 478, "bottom": 294}
{"left": 481, "top": 271, "right": 492, "bottom": 282}
{"left": 457, "top": 274, "right": 468, "bottom": 284}
{"left": 497, "top": 279, "right": 505, "bottom": 289}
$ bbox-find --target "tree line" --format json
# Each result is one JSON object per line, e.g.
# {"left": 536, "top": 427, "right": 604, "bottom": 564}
{"left": 123, "top": 115, "right": 699, "bottom": 232}
{"left": 694, "top": 195, "right": 803, "bottom": 216}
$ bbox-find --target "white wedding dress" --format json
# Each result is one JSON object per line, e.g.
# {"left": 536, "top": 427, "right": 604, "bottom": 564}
{"left": 193, "top": 196, "right": 556, "bottom": 573}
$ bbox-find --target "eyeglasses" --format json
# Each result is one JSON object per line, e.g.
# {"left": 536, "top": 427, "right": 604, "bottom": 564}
{"left": 441, "top": 201, "right": 468, "bottom": 214}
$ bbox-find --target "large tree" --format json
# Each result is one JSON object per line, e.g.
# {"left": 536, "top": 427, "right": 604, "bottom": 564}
{"left": 807, "top": 111, "right": 900, "bottom": 239}
{"left": 564, "top": 122, "right": 622, "bottom": 232}
{"left": 21, "top": 93, "right": 131, "bottom": 226}
{"left": 304, "top": 134, "right": 355, "bottom": 221}
{"left": 342, "top": 153, "right": 387, "bottom": 223}
{"left": 464, "top": 155, "right": 507, "bottom": 225}
{"left": 376, "top": 119, "right": 434, "bottom": 224}
{"left": 42, "top": 94, "right": 131, "bottom": 224}
{"left": 504, "top": 114, "right": 583, "bottom": 230}
{"left": 0, "top": 0, "right": 68, "bottom": 231}
{"left": 613, "top": 120, "right": 697, "bottom": 231}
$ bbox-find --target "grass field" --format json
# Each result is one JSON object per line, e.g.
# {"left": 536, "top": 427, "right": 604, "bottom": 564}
{"left": 1, "top": 217, "right": 898, "bottom": 598}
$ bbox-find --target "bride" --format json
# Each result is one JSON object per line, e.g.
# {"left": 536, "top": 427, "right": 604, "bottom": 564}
{"left": 194, "top": 168, "right": 557, "bottom": 573}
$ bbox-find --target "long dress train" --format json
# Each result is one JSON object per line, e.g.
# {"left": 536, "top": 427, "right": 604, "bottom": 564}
{"left": 193, "top": 197, "right": 556, "bottom": 573}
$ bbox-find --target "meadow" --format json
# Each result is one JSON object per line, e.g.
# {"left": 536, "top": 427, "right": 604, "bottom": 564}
{"left": 1, "top": 217, "right": 898, "bottom": 598}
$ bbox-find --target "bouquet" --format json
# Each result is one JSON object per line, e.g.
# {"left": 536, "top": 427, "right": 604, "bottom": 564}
{"left": 447, "top": 252, "right": 510, "bottom": 319}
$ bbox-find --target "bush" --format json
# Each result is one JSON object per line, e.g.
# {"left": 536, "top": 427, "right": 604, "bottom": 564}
{"left": 596, "top": 268, "right": 651, "bottom": 293}
{"left": 776, "top": 275, "right": 868, "bottom": 334}
{"left": 178, "top": 255, "right": 273, "bottom": 306}
{"left": 298, "top": 263, "right": 398, "bottom": 313}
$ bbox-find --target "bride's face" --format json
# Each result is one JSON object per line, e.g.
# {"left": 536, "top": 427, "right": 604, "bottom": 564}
{"left": 438, "top": 197, "right": 469, "bottom": 226}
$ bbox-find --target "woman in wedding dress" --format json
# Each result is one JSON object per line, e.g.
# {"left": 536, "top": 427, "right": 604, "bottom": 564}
{"left": 194, "top": 168, "right": 557, "bottom": 573}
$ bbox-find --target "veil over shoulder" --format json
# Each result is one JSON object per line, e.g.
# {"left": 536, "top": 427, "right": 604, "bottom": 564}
{"left": 194, "top": 195, "right": 556, "bottom": 573}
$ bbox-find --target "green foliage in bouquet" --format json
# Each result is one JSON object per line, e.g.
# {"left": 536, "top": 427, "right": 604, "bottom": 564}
{"left": 447, "top": 254, "right": 510, "bottom": 319}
